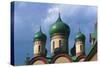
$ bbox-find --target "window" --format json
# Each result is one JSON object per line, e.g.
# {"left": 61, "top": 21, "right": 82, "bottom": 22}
{"left": 38, "top": 45, "right": 41, "bottom": 53}
{"left": 80, "top": 45, "right": 83, "bottom": 52}
{"left": 59, "top": 40, "right": 62, "bottom": 47}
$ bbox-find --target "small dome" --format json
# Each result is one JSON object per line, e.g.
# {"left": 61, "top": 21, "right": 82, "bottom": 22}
{"left": 49, "top": 14, "right": 70, "bottom": 38}
{"left": 75, "top": 30, "right": 85, "bottom": 41}
{"left": 34, "top": 28, "right": 47, "bottom": 42}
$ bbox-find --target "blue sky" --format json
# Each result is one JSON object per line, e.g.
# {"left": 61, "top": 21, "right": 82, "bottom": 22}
{"left": 13, "top": 1, "right": 97, "bottom": 65}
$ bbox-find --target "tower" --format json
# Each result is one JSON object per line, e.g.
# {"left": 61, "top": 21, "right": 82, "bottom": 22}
{"left": 49, "top": 13, "right": 70, "bottom": 56}
{"left": 33, "top": 27, "right": 47, "bottom": 57}
{"left": 90, "top": 22, "right": 97, "bottom": 47}
{"left": 75, "top": 29, "right": 85, "bottom": 57}
{"left": 24, "top": 53, "right": 30, "bottom": 65}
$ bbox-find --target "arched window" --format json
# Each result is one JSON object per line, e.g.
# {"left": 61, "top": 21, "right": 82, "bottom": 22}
{"left": 38, "top": 45, "right": 41, "bottom": 53}
{"left": 80, "top": 45, "right": 83, "bottom": 52}
{"left": 59, "top": 40, "right": 62, "bottom": 47}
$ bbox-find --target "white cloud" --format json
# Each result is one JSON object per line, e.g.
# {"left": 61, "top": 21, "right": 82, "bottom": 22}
{"left": 48, "top": 6, "right": 59, "bottom": 14}
{"left": 42, "top": 4, "right": 84, "bottom": 29}
{"left": 41, "top": 5, "right": 60, "bottom": 33}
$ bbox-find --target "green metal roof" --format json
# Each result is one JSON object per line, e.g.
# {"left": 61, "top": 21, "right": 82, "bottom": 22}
{"left": 49, "top": 14, "right": 70, "bottom": 37}
{"left": 85, "top": 41, "right": 97, "bottom": 61}
{"left": 71, "top": 56, "right": 77, "bottom": 62}
{"left": 34, "top": 29, "right": 47, "bottom": 42}
{"left": 90, "top": 32, "right": 95, "bottom": 39}
{"left": 75, "top": 31, "right": 85, "bottom": 41}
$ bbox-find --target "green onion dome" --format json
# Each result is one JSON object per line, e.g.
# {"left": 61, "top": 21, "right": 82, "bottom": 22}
{"left": 75, "top": 30, "right": 85, "bottom": 42}
{"left": 49, "top": 14, "right": 70, "bottom": 38}
{"left": 34, "top": 28, "right": 47, "bottom": 42}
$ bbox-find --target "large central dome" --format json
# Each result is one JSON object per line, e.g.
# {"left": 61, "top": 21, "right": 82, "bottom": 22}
{"left": 49, "top": 14, "right": 70, "bottom": 38}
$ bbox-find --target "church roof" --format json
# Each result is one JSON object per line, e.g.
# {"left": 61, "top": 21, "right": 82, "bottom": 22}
{"left": 49, "top": 13, "right": 70, "bottom": 38}
{"left": 75, "top": 29, "right": 85, "bottom": 41}
{"left": 85, "top": 41, "right": 97, "bottom": 61}
{"left": 34, "top": 27, "right": 47, "bottom": 42}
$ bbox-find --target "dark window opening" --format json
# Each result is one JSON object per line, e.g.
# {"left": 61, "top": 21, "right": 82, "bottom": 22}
{"left": 53, "top": 41, "right": 55, "bottom": 50}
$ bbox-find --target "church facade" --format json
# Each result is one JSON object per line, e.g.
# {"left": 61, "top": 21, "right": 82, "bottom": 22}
{"left": 25, "top": 14, "right": 97, "bottom": 65}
